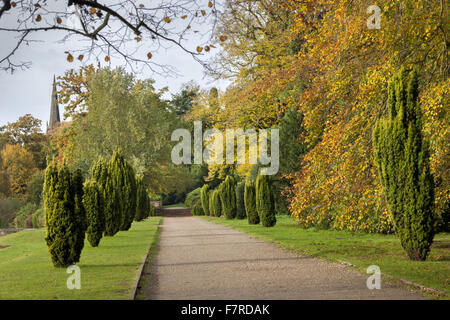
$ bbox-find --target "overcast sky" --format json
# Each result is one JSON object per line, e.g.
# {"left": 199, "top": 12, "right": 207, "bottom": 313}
{"left": 0, "top": 2, "right": 229, "bottom": 130}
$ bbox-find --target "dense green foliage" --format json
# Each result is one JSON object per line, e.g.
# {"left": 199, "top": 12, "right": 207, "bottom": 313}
{"left": 219, "top": 176, "right": 236, "bottom": 219}
{"left": 82, "top": 179, "right": 105, "bottom": 247}
{"left": 72, "top": 168, "right": 86, "bottom": 233}
{"left": 135, "top": 176, "right": 151, "bottom": 221}
{"left": 0, "top": 198, "right": 21, "bottom": 228}
{"left": 278, "top": 106, "right": 307, "bottom": 175}
{"left": 13, "top": 202, "right": 37, "bottom": 228}
{"left": 256, "top": 174, "right": 276, "bottom": 227}
{"left": 185, "top": 187, "right": 202, "bottom": 208}
{"left": 26, "top": 171, "right": 44, "bottom": 206}
{"left": 32, "top": 208, "right": 44, "bottom": 228}
{"left": 43, "top": 160, "right": 85, "bottom": 267}
{"left": 200, "top": 184, "right": 210, "bottom": 216}
{"left": 244, "top": 180, "right": 259, "bottom": 225}
{"left": 192, "top": 201, "right": 204, "bottom": 216}
{"left": 235, "top": 182, "right": 246, "bottom": 219}
{"left": 373, "top": 69, "right": 435, "bottom": 261}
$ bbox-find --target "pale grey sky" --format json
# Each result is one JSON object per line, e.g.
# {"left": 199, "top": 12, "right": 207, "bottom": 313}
{"left": 0, "top": 2, "right": 229, "bottom": 130}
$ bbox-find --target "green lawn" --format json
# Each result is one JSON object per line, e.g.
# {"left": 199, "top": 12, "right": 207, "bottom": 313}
{"left": 0, "top": 217, "right": 162, "bottom": 300}
{"left": 201, "top": 215, "right": 450, "bottom": 298}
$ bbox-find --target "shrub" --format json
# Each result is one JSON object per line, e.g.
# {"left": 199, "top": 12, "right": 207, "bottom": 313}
{"left": 219, "top": 176, "right": 236, "bottom": 219}
{"left": 32, "top": 208, "right": 45, "bottom": 228}
{"left": 185, "top": 187, "right": 202, "bottom": 208}
{"left": 150, "top": 203, "right": 156, "bottom": 216}
{"left": 192, "top": 201, "right": 204, "bottom": 216}
{"left": 14, "top": 202, "right": 38, "bottom": 228}
{"left": 43, "top": 160, "right": 85, "bottom": 267}
{"left": 135, "top": 176, "right": 150, "bottom": 221}
{"left": 256, "top": 174, "right": 276, "bottom": 227}
{"left": 83, "top": 179, "right": 105, "bottom": 247}
{"left": 244, "top": 180, "right": 259, "bottom": 224}
{"left": 200, "top": 184, "right": 210, "bottom": 216}
{"left": 373, "top": 68, "right": 435, "bottom": 261}
{"left": 0, "top": 198, "right": 21, "bottom": 228}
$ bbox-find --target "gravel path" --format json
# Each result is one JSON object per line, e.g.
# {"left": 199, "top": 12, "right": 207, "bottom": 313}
{"left": 145, "top": 212, "right": 424, "bottom": 300}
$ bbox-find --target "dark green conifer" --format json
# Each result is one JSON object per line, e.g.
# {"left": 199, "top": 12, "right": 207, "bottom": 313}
{"left": 373, "top": 68, "right": 435, "bottom": 260}
{"left": 256, "top": 174, "right": 276, "bottom": 227}
{"left": 83, "top": 179, "right": 105, "bottom": 247}
{"left": 244, "top": 180, "right": 259, "bottom": 224}
{"left": 219, "top": 176, "right": 236, "bottom": 219}
{"left": 235, "top": 182, "right": 246, "bottom": 219}
{"left": 200, "top": 184, "right": 210, "bottom": 216}
{"left": 43, "top": 160, "right": 85, "bottom": 267}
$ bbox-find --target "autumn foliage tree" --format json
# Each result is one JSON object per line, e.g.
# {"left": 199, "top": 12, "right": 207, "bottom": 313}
{"left": 1, "top": 144, "right": 37, "bottom": 197}
{"left": 373, "top": 68, "right": 435, "bottom": 261}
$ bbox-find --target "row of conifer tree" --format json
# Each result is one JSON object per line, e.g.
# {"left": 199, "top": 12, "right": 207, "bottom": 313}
{"left": 197, "top": 173, "right": 276, "bottom": 227}
{"left": 43, "top": 151, "right": 154, "bottom": 267}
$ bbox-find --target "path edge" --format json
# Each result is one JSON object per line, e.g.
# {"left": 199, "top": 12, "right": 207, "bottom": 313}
{"left": 130, "top": 219, "right": 162, "bottom": 300}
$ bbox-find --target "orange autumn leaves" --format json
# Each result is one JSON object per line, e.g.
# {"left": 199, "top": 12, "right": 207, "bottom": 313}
{"left": 283, "top": 0, "right": 448, "bottom": 233}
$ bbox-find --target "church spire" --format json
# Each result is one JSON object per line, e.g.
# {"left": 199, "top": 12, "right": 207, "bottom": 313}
{"left": 48, "top": 75, "right": 60, "bottom": 132}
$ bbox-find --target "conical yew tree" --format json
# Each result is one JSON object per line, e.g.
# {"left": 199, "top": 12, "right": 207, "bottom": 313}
{"left": 235, "top": 182, "right": 246, "bottom": 219}
{"left": 83, "top": 179, "right": 105, "bottom": 247}
{"left": 373, "top": 68, "right": 435, "bottom": 261}
{"left": 120, "top": 159, "right": 137, "bottom": 231}
{"left": 135, "top": 176, "right": 150, "bottom": 222}
{"left": 92, "top": 157, "right": 121, "bottom": 237}
{"left": 219, "top": 175, "right": 236, "bottom": 219}
{"left": 200, "top": 184, "right": 210, "bottom": 216}
{"left": 43, "top": 160, "right": 85, "bottom": 267}
{"left": 244, "top": 180, "right": 259, "bottom": 224}
{"left": 256, "top": 173, "right": 276, "bottom": 227}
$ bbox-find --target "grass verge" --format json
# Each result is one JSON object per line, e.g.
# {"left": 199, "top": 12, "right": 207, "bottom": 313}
{"left": 134, "top": 225, "right": 162, "bottom": 300}
{"left": 0, "top": 216, "right": 162, "bottom": 300}
{"left": 201, "top": 215, "right": 449, "bottom": 299}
